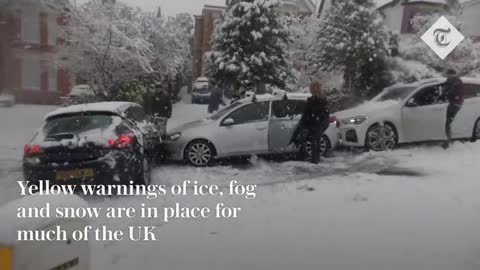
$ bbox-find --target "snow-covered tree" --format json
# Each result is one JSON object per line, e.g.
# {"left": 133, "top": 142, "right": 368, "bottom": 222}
{"left": 287, "top": 15, "right": 323, "bottom": 89}
{"left": 138, "top": 12, "right": 192, "bottom": 88}
{"left": 310, "top": 0, "right": 391, "bottom": 98}
{"left": 58, "top": 0, "right": 193, "bottom": 99}
{"left": 58, "top": 1, "right": 154, "bottom": 94}
{"left": 206, "top": 0, "right": 292, "bottom": 94}
{"left": 400, "top": 12, "right": 480, "bottom": 76}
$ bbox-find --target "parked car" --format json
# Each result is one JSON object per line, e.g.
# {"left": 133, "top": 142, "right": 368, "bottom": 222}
{"left": 23, "top": 102, "right": 161, "bottom": 186}
{"left": 60, "top": 84, "right": 104, "bottom": 106}
{"left": 0, "top": 90, "right": 15, "bottom": 107}
{"left": 191, "top": 77, "right": 211, "bottom": 104}
{"left": 336, "top": 77, "right": 480, "bottom": 151}
{"left": 165, "top": 92, "right": 339, "bottom": 166}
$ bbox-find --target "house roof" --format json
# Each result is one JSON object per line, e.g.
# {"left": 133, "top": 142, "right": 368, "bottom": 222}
{"left": 376, "top": 0, "right": 449, "bottom": 9}
{"left": 461, "top": 0, "right": 480, "bottom": 5}
{"left": 281, "top": 0, "right": 316, "bottom": 13}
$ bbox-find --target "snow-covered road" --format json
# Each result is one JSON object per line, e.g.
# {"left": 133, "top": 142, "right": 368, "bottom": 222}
{"left": 1, "top": 101, "right": 480, "bottom": 270}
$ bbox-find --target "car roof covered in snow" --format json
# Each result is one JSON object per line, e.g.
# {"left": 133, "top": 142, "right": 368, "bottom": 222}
{"left": 196, "top": 77, "right": 209, "bottom": 82}
{"left": 238, "top": 92, "right": 311, "bottom": 103}
{"left": 394, "top": 77, "right": 480, "bottom": 88}
{"left": 44, "top": 102, "right": 140, "bottom": 121}
{"left": 0, "top": 194, "right": 88, "bottom": 246}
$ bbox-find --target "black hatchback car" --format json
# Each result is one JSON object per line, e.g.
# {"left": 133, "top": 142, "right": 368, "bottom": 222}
{"left": 23, "top": 102, "right": 160, "bottom": 186}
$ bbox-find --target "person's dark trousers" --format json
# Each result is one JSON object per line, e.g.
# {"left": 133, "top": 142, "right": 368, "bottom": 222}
{"left": 310, "top": 129, "right": 323, "bottom": 164}
{"left": 445, "top": 103, "right": 462, "bottom": 145}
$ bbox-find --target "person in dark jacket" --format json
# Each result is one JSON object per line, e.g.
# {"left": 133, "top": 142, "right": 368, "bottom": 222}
{"left": 151, "top": 89, "right": 172, "bottom": 119}
{"left": 208, "top": 87, "right": 226, "bottom": 114}
{"left": 291, "top": 81, "right": 330, "bottom": 164}
{"left": 443, "top": 69, "right": 464, "bottom": 149}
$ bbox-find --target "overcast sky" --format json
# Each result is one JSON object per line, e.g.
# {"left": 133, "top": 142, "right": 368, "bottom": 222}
{"left": 77, "top": 0, "right": 227, "bottom": 16}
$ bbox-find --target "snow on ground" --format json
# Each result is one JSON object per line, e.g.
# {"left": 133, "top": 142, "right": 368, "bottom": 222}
{"left": 1, "top": 100, "right": 480, "bottom": 270}
{"left": 0, "top": 105, "right": 58, "bottom": 205}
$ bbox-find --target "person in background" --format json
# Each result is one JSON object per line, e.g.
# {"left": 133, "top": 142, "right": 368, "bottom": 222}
{"left": 442, "top": 69, "right": 464, "bottom": 149}
{"left": 152, "top": 87, "right": 172, "bottom": 120}
{"left": 208, "top": 87, "right": 226, "bottom": 114}
{"left": 291, "top": 81, "right": 330, "bottom": 164}
{"left": 144, "top": 85, "right": 172, "bottom": 139}
{"left": 230, "top": 90, "right": 246, "bottom": 104}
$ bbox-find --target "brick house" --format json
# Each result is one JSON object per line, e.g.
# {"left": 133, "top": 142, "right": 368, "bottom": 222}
{"left": 318, "top": 0, "right": 479, "bottom": 37}
{"left": 460, "top": 0, "right": 480, "bottom": 41}
{"left": 192, "top": 1, "right": 316, "bottom": 81}
{"left": 192, "top": 5, "right": 225, "bottom": 83}
{"left": 377, "top": 0, "right": 451, "bottom": 34}
{"left": 0, "top": 2, "right": 74, "bottom": 105}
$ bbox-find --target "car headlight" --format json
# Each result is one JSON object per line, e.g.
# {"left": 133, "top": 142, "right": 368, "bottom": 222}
{"left": 167, "top": 132, "right": 182, "bottom": 141}
{"left": 341, "top": 116, "right": 368, "bottom": 125}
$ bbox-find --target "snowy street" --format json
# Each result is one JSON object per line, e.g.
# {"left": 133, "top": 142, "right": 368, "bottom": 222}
{"left": 2, "top": 0, "right": 480, "bottom": 269}
{"left": 1, "top": 100, "right": 480, "bottom": 270}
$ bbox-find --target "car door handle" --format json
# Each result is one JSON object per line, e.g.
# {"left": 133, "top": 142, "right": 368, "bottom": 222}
{"left": 256, "top": 125, "right": 267, "bottom": 130}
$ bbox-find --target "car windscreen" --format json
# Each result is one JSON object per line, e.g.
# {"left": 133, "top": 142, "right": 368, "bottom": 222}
{"left": 43, "top": 114, "right": 117, "bottom": 137}
{"left": 209, "top": 102, "right": 243, "bottom": 120}
{"left": 376, "top": 86, "right": 416, "bottom": 102}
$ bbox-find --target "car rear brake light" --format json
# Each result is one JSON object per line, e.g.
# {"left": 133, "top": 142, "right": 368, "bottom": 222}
{"left": 108, "top": 134, "right": 135, "bottom": 148}
{"left": 24, "top": 144, "right": 43, "bottom": 157}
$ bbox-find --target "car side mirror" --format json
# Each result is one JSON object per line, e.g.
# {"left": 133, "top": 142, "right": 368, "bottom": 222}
{"left": 223, "top": 118, "right": 235, "bottom": 126}
{"left": 406, "top": 99, "right": 417, "bottom": 108}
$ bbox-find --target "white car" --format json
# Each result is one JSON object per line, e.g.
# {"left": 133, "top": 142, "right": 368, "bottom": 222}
{"left": 336, "top": 77, "right": 480, "bottom": 151}
{"left": 0, "top": 92, "right": 15, "bottom": 107}
{"left": 165, "top": 92, "right": 339, "bottom": 166}
{"left": 60, "top": 85, "right": 101, "bottom": 106}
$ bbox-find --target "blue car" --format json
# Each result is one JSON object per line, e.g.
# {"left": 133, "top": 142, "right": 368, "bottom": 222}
{"left": 191, "top": 77, "right": 211, "bottom": 104}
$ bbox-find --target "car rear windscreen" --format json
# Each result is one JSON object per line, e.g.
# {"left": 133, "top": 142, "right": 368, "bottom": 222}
{"left": 43, "top": 114, "right": 115, "bottom": 136}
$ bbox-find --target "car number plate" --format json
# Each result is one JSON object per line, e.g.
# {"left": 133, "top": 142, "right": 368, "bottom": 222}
{"left": 56, "top": 168, "right": 95, "bottom": 181}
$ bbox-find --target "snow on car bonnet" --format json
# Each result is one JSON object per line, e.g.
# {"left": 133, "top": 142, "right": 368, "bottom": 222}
{"left": 0, "top": 194, "right": 88, "bottom": 245}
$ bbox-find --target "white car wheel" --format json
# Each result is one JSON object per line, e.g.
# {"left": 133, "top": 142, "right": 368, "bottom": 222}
{"left": 366, "top": 124, "right": 397, "bottom": 152}
{"left": 186, "top": 140, "right": 214, "bottom": 167}
{"left": 304, "top": 135, "right": 329, "bottom": 157}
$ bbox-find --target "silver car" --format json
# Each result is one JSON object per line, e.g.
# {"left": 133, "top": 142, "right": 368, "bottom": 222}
{"left": 165, "top": 93, "right": 339, "bottom": 166}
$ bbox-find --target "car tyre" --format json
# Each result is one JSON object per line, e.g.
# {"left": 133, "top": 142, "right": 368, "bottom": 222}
{"left": 303, "top": 135, "right": 330, "bottom": 159}
{"left": 365, "top": 123, "right": 398, "bottom": 152}
{"left": 185, "top": 140, "right": 215, "bottom": 167}
{"left": 472, "top": 118, "right": 480, "bottom": 142}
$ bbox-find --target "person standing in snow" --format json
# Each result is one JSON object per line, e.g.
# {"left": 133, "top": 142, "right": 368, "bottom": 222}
{"left": 291, "top": 81, "right": 330, "bottom": 164}
{"left": 145, "top": 85, "right": 172, "bottom": 139}
{"left": 152, "top": 87, "right": 172, "bottom": 119}
{"left": 442, "top": 69, "right": 464, "bottom": 149}
{"left": 208, "top": 87, "right": 226, "bottom": 114}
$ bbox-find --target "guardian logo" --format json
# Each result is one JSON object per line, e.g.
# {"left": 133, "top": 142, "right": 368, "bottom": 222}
{"left": 421, "top": 16, "right": 465, "bottom": 60}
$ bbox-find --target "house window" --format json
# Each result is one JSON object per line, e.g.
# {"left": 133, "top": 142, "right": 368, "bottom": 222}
{"left": 405, "top": 12, "right": 417, "bottom": 34}
{"left": 48, "top": 63, "right": 57, "bottom": 92}
{"left": 22, "top": 57, "right": 41, "bottom": 90}
{"left": 48, "top": 14, "right": 57, "bottom": 45}
{"left": 21, "top": 9, "right": 40, "bottom": 43}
